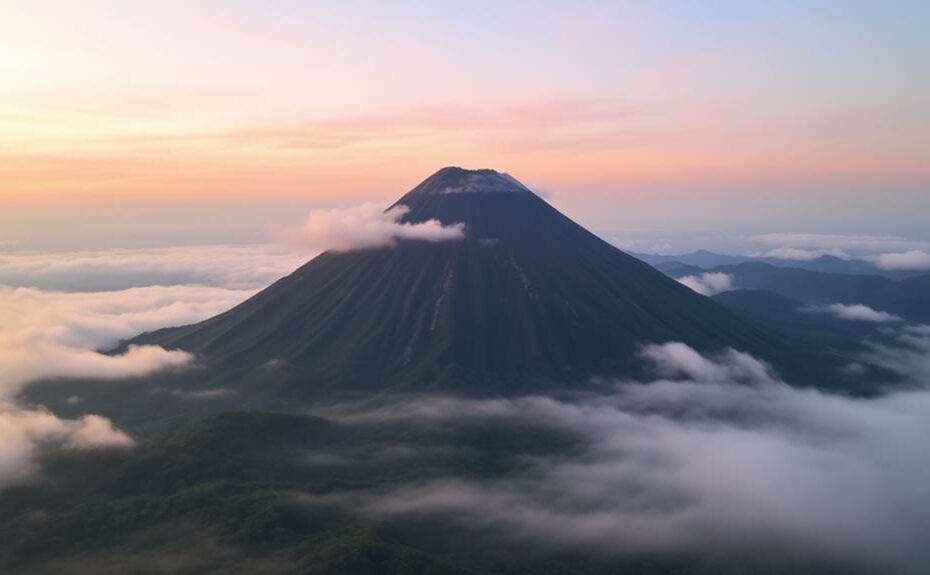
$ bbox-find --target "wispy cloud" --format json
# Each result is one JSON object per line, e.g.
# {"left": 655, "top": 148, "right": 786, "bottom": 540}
{"left": 277, "top": 203, "right": 465, "bottom": 253}
{"left": 873, "top": 249, "right": 930, "bottom": 271}
{"left": 808, "top": 303, "right": 902, "bottom": 323}
{"left": 169, "top": 388, "right": 237, "bottom": 400}
{"left": 677, "top": 272, "right": 733, "bottom": 296}
{"left": 863, "top": 324, "right": 930, "bottom": 383}
{"left": 0, "top": 405, "right": 134, "bottom": 490}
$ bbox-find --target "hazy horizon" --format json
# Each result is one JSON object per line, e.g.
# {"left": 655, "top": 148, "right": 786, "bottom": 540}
{"left": 3, "top": 1, "right": 929, "bottom": 256}
{"left": 3, "top": 181, "right": 929, "bottom": 260}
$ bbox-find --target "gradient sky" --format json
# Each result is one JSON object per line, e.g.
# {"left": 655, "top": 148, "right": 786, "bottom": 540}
{"left": 1, "top": 0, "right": 928, "bottom": 251}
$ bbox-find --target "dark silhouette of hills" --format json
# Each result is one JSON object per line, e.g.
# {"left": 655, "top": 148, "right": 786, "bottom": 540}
{"left": 635, "top": 249, "right": 920, "bottom": 278}
{"left": 712, "top": 290, "right": 889, "bottom": 353}
{"left": 669, "top": 262, "right": 930, "bottom": 322}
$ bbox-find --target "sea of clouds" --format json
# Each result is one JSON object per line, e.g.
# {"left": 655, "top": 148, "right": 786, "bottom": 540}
{"left": 0, "top": 244, "right": 297, "bottom": 490}
{"left": 316, "top": 335, "right": 930, "bottom": 572}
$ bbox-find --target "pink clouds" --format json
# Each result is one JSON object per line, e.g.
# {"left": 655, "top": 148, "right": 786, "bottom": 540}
{"left": 0, "top": 258, "right": 264, "bottom": 491}
{"left": 0, "top": 244, "right": 303, "bottom": 291}
{"left": 0, "top": 284, "right": 258, "bottom": 396}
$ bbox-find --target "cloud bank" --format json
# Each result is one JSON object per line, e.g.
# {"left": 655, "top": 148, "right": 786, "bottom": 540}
{"left": 0, "top": 244, "right": 304, "bottom": 292}
{"left": 278, "top": 203, "right": 465, "bottom": 253}
{"left": 761, "top": 246, "right": 849, "bottom": 260}
{"left": 750, "top": 233, "right": 921, "bottom": 253}
{"left": 809, "top": 303, "right": 902, "bottom": 323}
{"left": 0, "top": 284, "right": 257, "bottom": 395}
{"left": 0, "top": 278, "right": 258, "bottom": 492}
{"left": 0, "top": 404, "right": 134, "bottom": 490}
{"left": 319, "top": 338, "right": 930, "bottom": 571}
{"left": 750, "top": 233, "right": 930, "bottom": 267}
{"left": 873, "top": 249, "right": 930, "bottom": 271}
{"left": 677, "top": 272, "right": 733, "bottom": 296}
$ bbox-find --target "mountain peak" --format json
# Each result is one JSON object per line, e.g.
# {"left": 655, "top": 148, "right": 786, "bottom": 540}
{"left": 408, "top": 166, "right": 532, "bottom": 196}
{"left": 133, "top": 165, "right": 821, "bottom": 397}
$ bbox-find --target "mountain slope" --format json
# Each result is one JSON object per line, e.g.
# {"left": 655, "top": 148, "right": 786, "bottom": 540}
{"left": 132, "top": 168, "right": 837, "bottom": 395}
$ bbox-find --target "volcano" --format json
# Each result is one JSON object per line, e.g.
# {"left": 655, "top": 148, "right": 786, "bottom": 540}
{"left": 132, "top": 167, "right": 818, "bottom": 395}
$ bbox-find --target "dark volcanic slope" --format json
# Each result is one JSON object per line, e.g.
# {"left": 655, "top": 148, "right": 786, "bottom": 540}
{"left": 132, "top": 167, "right": 822, "bottom": 395}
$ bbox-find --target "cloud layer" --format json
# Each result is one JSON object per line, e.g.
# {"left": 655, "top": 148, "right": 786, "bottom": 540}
{"left": 278, "top": 203, "right": 466, "bottom": 253}
{"left": 0, "top": 274, "right": 259, "bottom": 492}
{"left": 750, "top": 232, "right": 930, "bottom": 267}
{"left": 750, "top": 233, "right": 921, "bottom": 253}
{"left": 0, "top": 244, "right": 304, "bottom": 292}
{"left": 0, "top": 284, "right": 257, "bottom": 396}
{"left": 761, "top": 246, "right": 849, "bottom": 260}
{"left": 319, "top": 338, "right": 930, "bottom": 571}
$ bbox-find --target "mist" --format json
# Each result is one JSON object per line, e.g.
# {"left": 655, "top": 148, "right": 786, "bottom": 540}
{"left": 278, "top": 203, "right": 466, "bottom": 253}
{"left": 0, "top": 248, "right": 275, "bottom": 491}
{"left": 315, "top": 337, "right": 930, "bottom": 572}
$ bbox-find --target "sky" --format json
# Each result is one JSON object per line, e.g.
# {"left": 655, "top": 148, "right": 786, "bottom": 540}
{"left": 1, "top": 0, "right": 928, "bottom": 252}
{"left": 2, "top": 5, "right": 930, "bottom": 559}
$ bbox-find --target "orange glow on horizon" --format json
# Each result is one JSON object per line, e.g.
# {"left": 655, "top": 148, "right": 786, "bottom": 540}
{"left": 1, "top": 3, "right": 927, "bottom": 202}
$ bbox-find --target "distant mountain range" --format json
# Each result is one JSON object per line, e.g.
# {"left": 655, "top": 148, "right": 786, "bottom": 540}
{"left": 632, "top": 249, "right": 923, "bottom": 279}
{"left": 663, "top": 261, "right": 930, "bottom": 324}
